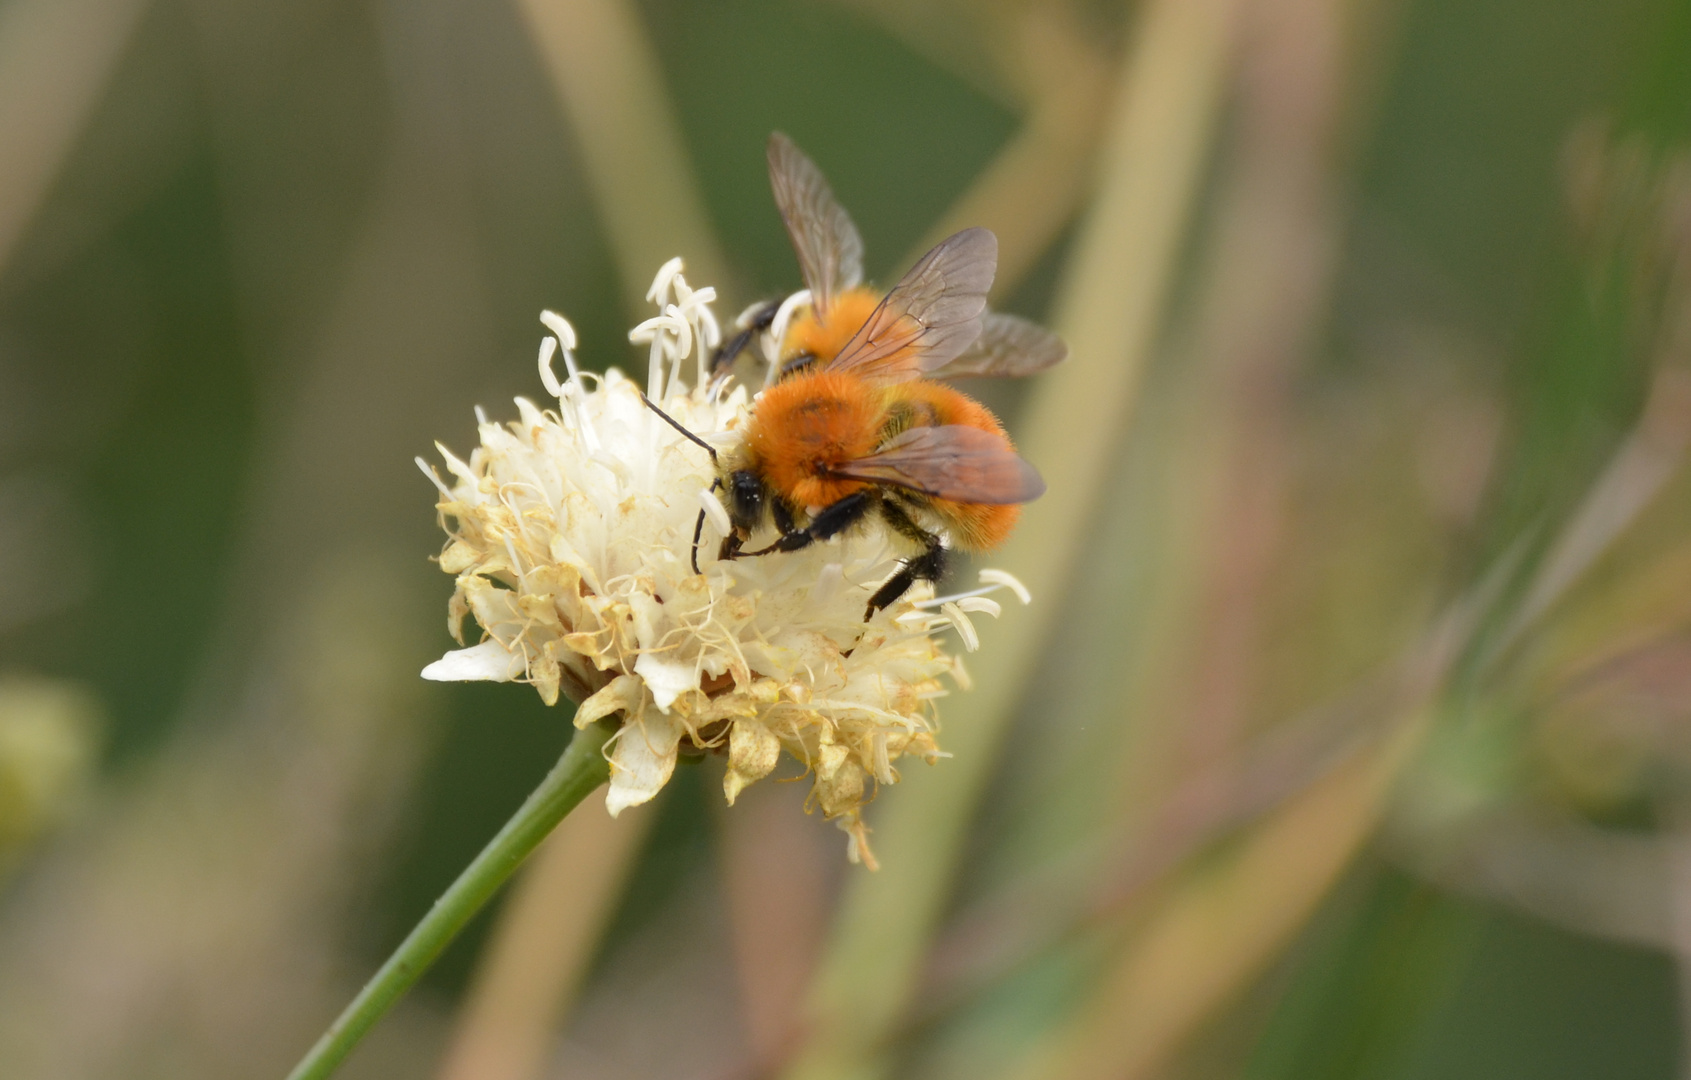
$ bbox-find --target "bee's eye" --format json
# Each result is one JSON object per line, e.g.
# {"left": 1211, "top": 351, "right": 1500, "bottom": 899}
{"left": 729, "top": 470, "right": 765, "bottom": 527}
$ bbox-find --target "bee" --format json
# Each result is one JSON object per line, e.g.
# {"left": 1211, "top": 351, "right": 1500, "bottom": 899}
{"left": 661, "top": 133, "right": 1066, "bottom": 618}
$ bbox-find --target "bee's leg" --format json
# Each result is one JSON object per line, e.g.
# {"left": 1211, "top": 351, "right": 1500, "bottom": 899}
{"left": 743, "top": 491, "right": 874, "bottom": 557}
{"left": 771, "top": 498, "right": 799, "bottom": 539}
{"left": 778, "top": 352, "right": 820, "bottom": 379}
{"left": 864, "top": 501, "right": 947, "bottom": 619}
{"left": 864, "top": 544, "right": 946, "bottom": 621}
{"left": 692, "top": 508, "right": 708, "bottom": 574}
{"left": 711, "top": 299, "right": 781, "bottom": 377}
{"left": 718, "top": 532, "right": 746, "bottom": 562}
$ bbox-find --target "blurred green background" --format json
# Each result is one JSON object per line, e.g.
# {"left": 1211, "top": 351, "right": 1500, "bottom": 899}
{"left": 5, "top": 0, "right": 1691, "bottom": 1077}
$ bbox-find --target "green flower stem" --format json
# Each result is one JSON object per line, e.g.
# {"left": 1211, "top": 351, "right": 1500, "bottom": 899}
{"left": 285, "top": 718, "right": 615, "bottom": 1080}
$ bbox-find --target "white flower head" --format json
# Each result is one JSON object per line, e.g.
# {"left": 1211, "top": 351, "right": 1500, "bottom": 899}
{"left": 419, "top": 260, "right": 1028, "bottom": 865}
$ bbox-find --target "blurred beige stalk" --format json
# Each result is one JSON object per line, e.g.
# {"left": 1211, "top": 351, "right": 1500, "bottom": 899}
{"left": 0, "top": 674, "right": 101, "bottom": 866}
{"left": 717, "top": 779, "right": 838, "bottom": 1070}
{"left": 1501, "top": 363, "right": 1691, "bottom": 652}
{"left": 1490, "top": 127, "right": 1691, "bottom": 667}
{"left": 982, "top": 0, "right": 1407, "bottom": 1076}
{"left": 514, "top": 0, "right": 730, "bottom": 312}
{"left": 1082, "top": 0, "right": 1392, "bottom": 869}
{"left": 836, "top": 0, "right": 1096, "bottom": 110}
{"left": 1387, "top": 325, "right": 1691, "bottom": 980}
{"left": 783, "top": 3, "right": 1239, "bottom": 1078}
{"left": 1013, "top": 717, "right": 1425, "bottom": 1080}
{"left": 0, "top": 3, "right": 506, "bottom": 1072}
{"left": 0, "top": 560, "right": 439, "bottom": 1080}
{"left": 472, "top": 0, "right": 1126, "bottom": 1069}
{"left": 0, "top": 0, "right": 150, "bottom": 272}
{"left": 0, "top": 145, "right": 489, "bottom": 1069}
{"left": 1671, "top": 810, "right": 1691, "bottom": 1080}
{"left": 1379, "top": 131, "right": 1691, "bottom": 965}
{"left": 899, "top": 3, "right": 1117, "bottom": 301}
{"left": 1140, "top": 0, "right": 1352, "bottom": 782}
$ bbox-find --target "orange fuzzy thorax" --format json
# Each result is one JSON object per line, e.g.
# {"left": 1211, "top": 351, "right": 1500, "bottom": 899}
{"left": 782, "top": 287, "right": 882, "bottom": 364}
{"left": 745, "top": 370, "right": 883, "bottom": 509}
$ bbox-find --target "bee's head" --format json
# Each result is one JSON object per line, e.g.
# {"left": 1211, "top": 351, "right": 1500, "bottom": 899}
{"left": 727, "top": 468, "right": 766, "bottom": 531}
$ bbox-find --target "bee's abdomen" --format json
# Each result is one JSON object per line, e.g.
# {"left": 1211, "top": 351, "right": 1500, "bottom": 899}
{"left": 880, "top": 381, "right": 1022, "bottom": 551}
{"left": 880, "top": 380, "right": 1008, "bottom": 442}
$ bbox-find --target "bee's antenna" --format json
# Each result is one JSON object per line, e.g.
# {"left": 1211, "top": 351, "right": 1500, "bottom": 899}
{"left": 638, "top": 391, "right": 718, "bottom": 464}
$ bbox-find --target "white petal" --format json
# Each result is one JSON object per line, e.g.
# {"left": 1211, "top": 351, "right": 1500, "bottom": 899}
{"left": 810, "top": 563, "right": 846, "bottom": 606}
{"left": 635, "top": 653, "right": 698, "bottom": 712}
{"left": 576, "top": 673, "right": 643, "bottom": 727}
{"left": 421, "top": 639, "right": 525, "bottom": 682}
{"left": 435, "top": 442, "right": 477, "bottom": 488}
{"left": 700, "top": 487, "right": 732, "bottom": 537}
{"left": 606, "top": 713, "right": 682, "bottom": 816}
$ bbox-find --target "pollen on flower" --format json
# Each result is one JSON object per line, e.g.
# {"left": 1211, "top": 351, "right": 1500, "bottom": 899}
{"left": 417, "top": 259, "right": 1029, "bottom": 864}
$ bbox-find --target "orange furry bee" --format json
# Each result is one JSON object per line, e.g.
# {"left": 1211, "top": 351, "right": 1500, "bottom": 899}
{"left": 663, "top": 133, "right": 1065, "bottom": 617}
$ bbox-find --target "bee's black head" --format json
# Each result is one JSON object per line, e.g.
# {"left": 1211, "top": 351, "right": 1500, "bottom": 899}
{"left": 727, "top": 469, "right": 765, "bottom": 530}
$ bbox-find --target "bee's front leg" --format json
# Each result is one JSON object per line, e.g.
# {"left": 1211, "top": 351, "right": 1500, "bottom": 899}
{"left": 710, "top": 298, "right": 781, "bottom": 377}
{"left": 717, "top": 532, "right": 746, "bottom": 562}
{"left": 745, "top": 491, "right": 874, "bottom": 557}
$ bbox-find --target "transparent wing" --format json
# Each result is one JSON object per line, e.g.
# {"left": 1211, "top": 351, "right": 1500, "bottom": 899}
{"left": 927, "top": 311, "right": 1068, "bottom": 379}
{"left": 767, "top": 132, "right": 863, "bottom": 321}
{"left": 830, "top": 425, "right": 1044, "bottom": 505}
{"left": 823, "top": 227, "right": 997, "bottom": 385}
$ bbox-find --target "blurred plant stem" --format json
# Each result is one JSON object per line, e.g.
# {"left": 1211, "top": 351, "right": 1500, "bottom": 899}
{"left": 1126, "top": 0, "right": 1350, "bottom": 785}
{"left": 1493, "top": 361, "right": 1691, "bottom": 660}
{"left": 0, "top": 0, "right": 149, "bottom": 273}
{"left": 433, "top": 792, "right": 649, "bottom": 1080}
{"left": 1011, "top": 0, "right": 1379, "bottom": 1074}
{"left": 287, "top": 718, "right": 613, "bottom": 1080}
{"left": 0, "top": 675, "right": 101, "bottom": 873}
{"left": 1087, "top": 0, "right": 1369, "bottom": 881}
{"left": 1013, "top": 714, "right": 1427, "bottom": 1080}
{"left": 0, "top": 0, "right": 512, "bottom": 1062}
{"left": 513, "top": 0, "right": 731, "bottom": 313}
{"left": 432, "top": 5, "right": 735, "bottom": 1078}
{"left": 929, "top": 0, "right": 1407, "bottom": 1075}
{"left": 1669, "top": 809, "right": 1691, "bottom": 1080}
{"left": 782, "top": 3, "right": 1238, "bottom": 1078}
{"left": 900, "top": 4, "right": 1116, "bottom": 301}
{"left": 716, "top": 779, "right": 838, "bottom": 1070}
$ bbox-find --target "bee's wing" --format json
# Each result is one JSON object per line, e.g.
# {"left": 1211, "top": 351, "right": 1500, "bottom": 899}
{"left": 767, "top": 132, "right": 864, "bottom": 321}
{"left": 926, "top": 312, "right": 1068, "bottom": 379}
{"left": 824, "top": 227, "right": 997, "bottom": 384}
{"left": 831, "top": 425, "right": 1044, "bottom": 505}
